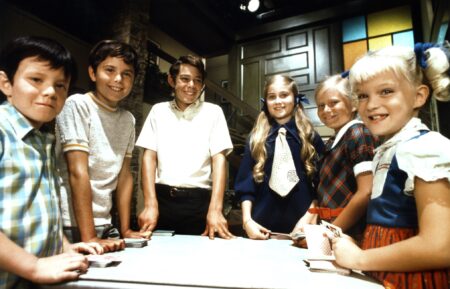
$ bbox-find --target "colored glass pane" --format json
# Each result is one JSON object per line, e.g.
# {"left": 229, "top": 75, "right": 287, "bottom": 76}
{"left": 438, "top": 23, "right": 448, "bottom": 44}
{"left": 369, "top": 35, "right": 392, "bottom": 51}
{"left": 367, "top": 6, "right": 412, "bottom": 37}
{"left": 342, "top": 16, "right": 367, "bottom": 42}
{"left": 343, "top": 40, "right": 367, "bottom": 70}
{"left": 393, "top": 30, "right": 414, "bottom": 48}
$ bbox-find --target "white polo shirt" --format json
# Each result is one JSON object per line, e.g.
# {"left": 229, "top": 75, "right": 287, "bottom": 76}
{"left": 136, "top": 100, "right": 233, "bottom": 189}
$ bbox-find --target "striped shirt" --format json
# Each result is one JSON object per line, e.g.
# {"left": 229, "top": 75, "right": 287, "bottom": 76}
{"left": 0, "top": 102, "right": 63, "bottom": 289}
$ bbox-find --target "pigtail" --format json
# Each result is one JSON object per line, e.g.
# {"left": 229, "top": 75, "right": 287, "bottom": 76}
{"left": 424, "top": 42, "right": 450, "bottom": 102}
{"left": 415, "top": 41, "right": 450, "bottom": 102}
{"left": 250, "top": 112, "right": 271, "bottom": 183}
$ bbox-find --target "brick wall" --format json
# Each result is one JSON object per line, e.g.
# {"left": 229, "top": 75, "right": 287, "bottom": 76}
{"left": 113, "top": 0, "right": 149, "bottom": 229}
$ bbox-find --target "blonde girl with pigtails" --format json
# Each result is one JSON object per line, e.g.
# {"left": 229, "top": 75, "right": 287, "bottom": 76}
{"left": 234, "top": 74, "right": 324, "bottom": 239}
{"left": 332, "top": 43, "right": 450, "bottom": 289}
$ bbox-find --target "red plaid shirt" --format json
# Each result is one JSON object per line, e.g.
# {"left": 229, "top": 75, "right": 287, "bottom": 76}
{"left": 317, "top": 120, "right": 378, "bottom": 209}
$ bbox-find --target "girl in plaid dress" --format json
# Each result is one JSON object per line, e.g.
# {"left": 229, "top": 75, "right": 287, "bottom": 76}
{"left": 292, "top": 74, "right": 378, "bottom": 242}
{"left": 332, "top": 44, "right": 450, "bottom": 289}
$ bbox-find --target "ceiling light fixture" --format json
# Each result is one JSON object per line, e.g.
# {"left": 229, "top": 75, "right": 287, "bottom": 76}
{"left": 247, "top": 0, "right": 260, "bottom": 12}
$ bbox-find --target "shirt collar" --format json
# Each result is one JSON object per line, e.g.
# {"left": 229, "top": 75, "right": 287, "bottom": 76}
{"left": 375, "top": 117, "right": 429, "bottom": 153}
{"left": 170, "top": 98, "right": 202, "bottom": 120}
{"left": 88, "top": 91, "right": 118, "bottom": 112}
{"left": 330, "top": 119, "right": 363, "bottom": 149}
{"left": 268, "top": 117, "right": 301, "bottom": 143}
{"left": 2, "top": 101, "right": 37, "bottom": 140}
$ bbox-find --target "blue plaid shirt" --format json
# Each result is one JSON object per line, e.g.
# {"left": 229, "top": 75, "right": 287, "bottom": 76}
{"left": 0, "top": 102, "right": 63, "bottom": 289}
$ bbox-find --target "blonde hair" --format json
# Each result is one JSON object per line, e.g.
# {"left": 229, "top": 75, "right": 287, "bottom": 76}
{"left": 315, "top": 74, "right": 357, "bottom": 118}
{"left": 250, "top": 75, "right": 318, "bottom": 183}
{"left": 349, "top": 45, "right": 450, "bottom": 102}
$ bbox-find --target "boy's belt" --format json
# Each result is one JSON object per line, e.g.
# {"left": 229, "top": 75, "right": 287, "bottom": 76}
{"left": 156, "top": 184, "right": 210, "bottom": 198}
{"left": 308, "top": 207, "right": 344, "bottom": 220}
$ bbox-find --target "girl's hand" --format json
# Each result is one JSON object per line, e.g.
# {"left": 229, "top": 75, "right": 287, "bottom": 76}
{"left": 331, "top": 235, "right": 362, "bottom": 269}
{"left": 290, "top": 226, "right": 307, "bottom": 248}
{"left": 243, "top": 219, "right": 270, "bottom": 240}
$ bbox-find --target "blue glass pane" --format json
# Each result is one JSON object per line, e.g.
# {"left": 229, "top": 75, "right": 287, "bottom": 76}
{"left": 438, "top": 23, "right": 448, "bottom": 44}
{"left": 393, "top": 30, "right": 414, "bottom": 48}
{"left": 342, "top": 16, "right": 367, "bottom": 42}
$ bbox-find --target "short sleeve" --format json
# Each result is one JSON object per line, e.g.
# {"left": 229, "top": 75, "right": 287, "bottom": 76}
{"left": 397, "top": 132, "right": 450, "bottom": 192}
{"left": 209, "top": 106, "right": 233, "bottom": 156}
{"left": 135, "top": 106, "right": 157, "bottom": 151}
{"left": 346, "top": 124, "right": 378, "bottom": 176}
{"left": 56, "top": 96, "right": 90, "bottom": 153}
{"left": 234, "top": 140, "right": 257, "bottom": 202}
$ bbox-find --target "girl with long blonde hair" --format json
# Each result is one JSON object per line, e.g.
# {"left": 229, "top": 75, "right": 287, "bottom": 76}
{"left": 332, "top": 44, "right": 450, "bottom": 289}
{"left": 235, "top": 74, "right": 324, "bottom": 239}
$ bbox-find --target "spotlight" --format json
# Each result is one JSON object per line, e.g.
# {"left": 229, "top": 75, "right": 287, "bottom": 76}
{"left": 247, "top": 0, "right": 260, "bottom": 12}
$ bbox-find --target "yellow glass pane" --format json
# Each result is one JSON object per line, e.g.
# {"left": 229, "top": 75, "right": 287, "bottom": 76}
{"left": 343, "top": 40, "right": 368, "bottom": 71}
{"left": 368, "top": 6, "right": 412, "bottom": 37}
{"left": 368, "top": 35, "right": 392, "bottom": 51}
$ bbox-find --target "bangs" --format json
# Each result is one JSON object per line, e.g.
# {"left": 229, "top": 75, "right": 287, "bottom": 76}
{"left": 349, "top": 46, "right": 420, "bottom": 93}
{"left": 350, "top": 54, "right": 408, "bottom": 86}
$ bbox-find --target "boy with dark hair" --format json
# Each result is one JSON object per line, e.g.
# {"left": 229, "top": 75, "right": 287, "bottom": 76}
{"left": 56, "top": 39, "right": 147, "bottom": 253}
{"left": 0, "top": 36, "right": 100, "bottom": 289}
{"left": 137, "top": 55, "right": 234, "bottom": 239}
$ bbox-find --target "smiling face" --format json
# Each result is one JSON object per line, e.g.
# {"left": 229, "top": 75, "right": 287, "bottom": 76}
{"left": 355, "top": 71, "right": 428, "bottom": 139}
{"left": 266, "top": 78, "right": 296, "bottom": 125}
{"left": 169, "top": 64, "right": 204, "bottom": 111}
{"left": 0, "top": 57, "right": 70, "bottom": 129}
{"left": 316, "top": 88, "right": 355, "bottom": 133}
{"left": 89, "top": 56, "right": 135, "bottom": 107}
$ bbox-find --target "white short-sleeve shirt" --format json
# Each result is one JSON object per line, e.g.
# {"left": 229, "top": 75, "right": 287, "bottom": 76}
{"left": 136, "top": 100, "right": 233, "bottom": 189}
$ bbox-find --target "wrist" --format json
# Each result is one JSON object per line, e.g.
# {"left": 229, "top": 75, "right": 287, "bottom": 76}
{"left": 242, "top": 218, "right": 252, "bottom": 230}
{"left": 24, "top": 255, "right": 40, "bottom": 282}
{"left": 356, "top": 250, "right": 368, "bottom": 270}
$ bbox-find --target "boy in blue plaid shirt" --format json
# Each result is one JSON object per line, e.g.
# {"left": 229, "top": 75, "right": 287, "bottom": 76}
{"left": 0, "top": 36, "right": 101, "bottom": 289}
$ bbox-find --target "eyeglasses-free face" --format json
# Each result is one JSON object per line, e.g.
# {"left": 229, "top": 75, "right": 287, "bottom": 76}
{"left": 169, "top": 64, "right": 204, "bottom": 111}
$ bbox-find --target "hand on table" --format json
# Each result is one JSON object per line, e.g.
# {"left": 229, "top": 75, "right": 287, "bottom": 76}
{"left": 67, "top": 242, "right": 104, "bottom": 255}
{"left": 290, "top": 226, "right": 307, "bottom": 248}
{"left": 122, "top": 229, "right": 152, "bottom": 239}
{"left": 202, "top": 210, "right": 234, "bottom": 240}
{"left": 243, "top": 219, "right": 270, "bottom": 240}
{"left": 138, "top": 206, "right": 158, "bottom": 233}
{"left": 87, "top": 237, "right": 125, "bottom": 253}
{"left": 30, "top": 253, "right": 88, "bottom": 284}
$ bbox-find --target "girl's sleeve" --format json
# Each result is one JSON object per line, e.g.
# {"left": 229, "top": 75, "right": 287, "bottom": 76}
{"left": 346, "top": 124, "right": 378, "bottom": 176}
{"left": 234, "top": 140, "right": 257, "bottom": 203}
{"left": 397, "top": 132, "right": 450, "bottom": 193}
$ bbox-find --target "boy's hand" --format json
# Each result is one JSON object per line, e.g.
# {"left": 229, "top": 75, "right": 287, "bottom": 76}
{"left": 122, "top": 229, "right": 152, "bottom": 239}
{"left": 202, "top": 209, "right": 234, "bottom": 240}
{"left": 243, "top": 219, "right": 270, "bottom": 240}
{"left": 67, "top": 242, "right": 104, "bottom": 255}
{"left": 87, "top": 237, "right": 125, "bottom": 253}
{"left": 30, "top": 253, "right": 88, "bottom": 284}
{"left": 138, "top": 206, "right": 158, "bottom": 233}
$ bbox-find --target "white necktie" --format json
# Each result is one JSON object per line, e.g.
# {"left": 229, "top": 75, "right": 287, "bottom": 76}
{"left": 269, "top": 127, "right": 299, "bottom": 197}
